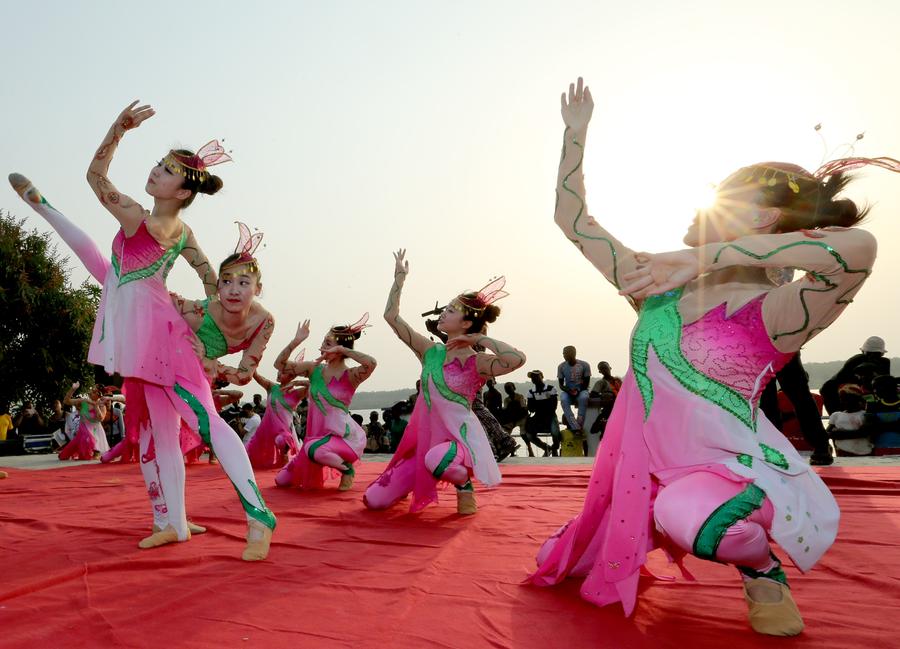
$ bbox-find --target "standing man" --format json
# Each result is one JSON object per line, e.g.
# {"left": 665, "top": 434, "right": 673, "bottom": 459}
{"left": 557, "top": 346, "right": 591, "bottom": 431}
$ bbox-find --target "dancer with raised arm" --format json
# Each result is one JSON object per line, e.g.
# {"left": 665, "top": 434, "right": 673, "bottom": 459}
{"left": 364, "top": 250, "right": 526, "bottom": 515}
{"left": 9, "top": 102, "right": 276, "bottom": 560}
{"left": 246, "top": 370, "right": 307, "bottom": 469}
{"left": 275, "top": 317, "right": 376, "bottom": 491}
{"left": 58, "top": 382, "right": 109, "bottom": 460}
{"left": 529, "top": 78, "right": 894, "bottom": 636}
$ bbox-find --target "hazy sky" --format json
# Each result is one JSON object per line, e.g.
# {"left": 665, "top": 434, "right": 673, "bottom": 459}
{"left": 3, "top": 1, "right": 899, "bottom": 392}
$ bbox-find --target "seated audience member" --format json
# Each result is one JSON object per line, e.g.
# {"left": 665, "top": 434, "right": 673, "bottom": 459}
{"left": 820, "top": 336, "right": 890, "bottom": 413}
{"left": 827, "top": 386, "right": 872, "bottom": 456}
{"left": 524, "top": 370, "right": 557, "bottom": 457}
{"left": 557, "top": 346, "right": 591, "bottom": 431}
{"left": 866, "top": 375, "right": 900, "bottom": 453}
{"left": 501, "top": 382, "right": 528, "bottom": 435}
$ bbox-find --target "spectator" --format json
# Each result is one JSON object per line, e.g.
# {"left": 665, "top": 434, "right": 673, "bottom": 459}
{"left": 557, "top": 346, "right": 591, "bottom": 431}
{"left": 365, "top": 411, "right": 386, "bottom": 453}
{"left": 827, "top": 386, "right": 872, "bottom": 456}
{"left": 46, "top": 399, "right": 68, "bottom": 449}
{"left": 524, "top": 370, "right": 557, "bottom": 457}
{"left": 866, "top": 375, "right": 900, "bottom": 452}
{"left": 0, "top": 404, "right": 15, "bottom": 442}
{"left": 759, "top": 353, "right": 833, "bottom": 465}
{"left": 473, "top": 396, "right": 520, "bottom": 462}
{"left": 14, "top": 401, "right": 45, "bottom": 436}
{"left": 592, "top": 361, "right": 622, "bottom": 396}
{"left": 237, "top": 403, "right": 262, "bottom": 443}
{"left": 820, "top": 336, "right": 890, "bottom": 414}
{"left": 385, "top": 404, "right": 408, "bottom": 452}
{"left": 482, "top": 379, "right": 504, "bottom": 420}
{"left": 252, "top": 393, "right": 267, "bottom": 416}
{"left": 501, "top": 382, "right": 528, "bottom": 435}
{"left": 110, "top": 403, "right": 125, "bottom": 444}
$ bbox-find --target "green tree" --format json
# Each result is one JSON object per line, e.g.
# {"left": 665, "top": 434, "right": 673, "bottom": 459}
{"left": 0, "top": 209, "right": 100, "bottom": 409}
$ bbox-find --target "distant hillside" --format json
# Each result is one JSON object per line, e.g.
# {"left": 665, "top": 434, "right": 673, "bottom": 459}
{"left": 349, "top": 357, "right": 900, "bottom": 409}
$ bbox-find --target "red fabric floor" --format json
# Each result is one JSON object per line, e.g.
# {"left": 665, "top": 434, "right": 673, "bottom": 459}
{"left": 1, "top": 461, "right": 899, "bottom": 648}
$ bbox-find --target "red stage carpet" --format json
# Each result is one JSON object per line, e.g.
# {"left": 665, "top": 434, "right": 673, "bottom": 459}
{"left": 1, "top": 461, "right": 899, "bottom": 648}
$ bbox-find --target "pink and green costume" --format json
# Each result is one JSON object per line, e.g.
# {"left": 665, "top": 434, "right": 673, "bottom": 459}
{"left": 275, "top": 366, "right": 364, "bottom": 489}
{"left": 17, "top": 193, "right": 275, "bottom": 539}
{"left": 364, "top": 344, "right": 501, "bottom": 511}
{"left": 58, "top": 401, "right": 107, "bottom": 460}
{"left": 529, "top": 289, "right": 839, "bottom": 614}
{"left": 246, "top": 384, "right": 304, "bottom": 469}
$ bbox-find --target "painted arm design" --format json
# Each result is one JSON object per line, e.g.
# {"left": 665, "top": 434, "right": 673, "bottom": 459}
{"left": 384, "top": 249, "right": 433, "bottom": 361}
{"left": 180, "top": 227, "right": 218, "bottom": 297}
{"left": 212, "top": 315, "right": 275, "bottom": 385}
{"left": 341, "top": 348, "right": 378, "bottom": 387}
{"left": 169, "top": 292, "right": 204, "bottom": 330}
{"left": 253, "top": 372, "right": 275, "bottom": 393}
{"left": 701, "top": 228, "right": 878, "bottom": 351}
{"left": 473, "top": 336, "right": 527, "bottom": 378}
{"left": 86, "top": 102, "right": 154, "bottom": 233}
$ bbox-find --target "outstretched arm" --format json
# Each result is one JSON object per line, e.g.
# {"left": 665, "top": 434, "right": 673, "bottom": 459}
{"left": 274, "top": 319, "right": 310, "bottom": 375}
{"left": 555, "top": 78, "right": 640, "bottom": 297}
{"left": 180, "top": 226, "right": 218, "bottom": 297}
{"left": 86, "top": 101, "right": 155, "bottom": 234}
{"left": 384, "top": 249, "right": 434, "bottom": 361}
{"left": 254, "top": 372, "right": 275, "bottom": 392}
{"left": 63, "top": 382, "right": 81, "bottom": 407}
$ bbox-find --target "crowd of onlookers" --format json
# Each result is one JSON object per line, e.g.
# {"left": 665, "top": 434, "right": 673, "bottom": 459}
{"left": 3, "top": 337, "right": 896, "bottom": 461}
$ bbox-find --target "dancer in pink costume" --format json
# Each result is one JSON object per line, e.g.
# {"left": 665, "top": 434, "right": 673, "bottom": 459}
{"left": 364, "top": 251, "right": 526, "bottom": 515}
{"left": 275, "top": 316, "right": 377, "bottom": 491}
{"left": 58, "top": 381, "right": 109, "bottom": 460}
{"left": 246, "top": 371, "right": 307, "bottom": 469}
{"left": 529, "top": 78, "right": 897, "bottom": 636}
{"left": 8, "top": 103, "right": 275, "bottom": 561}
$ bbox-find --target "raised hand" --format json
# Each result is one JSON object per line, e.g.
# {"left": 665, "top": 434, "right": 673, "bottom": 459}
{"left": 560, "top": 77, "right": 593, "bottom": 131}
{"left": 393, "top": 248, "right": 409, "bottom": 283}
{"left": 116, "top": 100, "right": 155, "bottom": 131}
{"left": 618, "top": 250, "right": 702, "bottom": 299}
{"left": 320, "top": 345, "right": 348, "bottom": 357}
{"left": 72, "top": 381, "right": 81, "bottom": 390}
{"left": 294, "top": 319, "right": 311, "bottom": 343}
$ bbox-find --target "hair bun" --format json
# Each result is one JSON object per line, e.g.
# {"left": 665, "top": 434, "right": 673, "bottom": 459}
{"left": 483, "top": 304, "right": 501, "bottom": 323}
{"left": 199, "top": 174, "right": 223, "bottom": 196}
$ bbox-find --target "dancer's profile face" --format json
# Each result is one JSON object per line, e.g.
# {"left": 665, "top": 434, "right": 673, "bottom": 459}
{"left": 683, "top": 179, "right": 772, "bottom": 247}
{"left": 320, "top": 333, "right": 345, "bottom": 360}
{"left": 146, "top": 159, "right": 192, "bottom": 201}
{"left": 217, "top": 268, "right": 260, "bottom": 313}
{"left": 437, "top": 302, "right": 469, "bottom": 336}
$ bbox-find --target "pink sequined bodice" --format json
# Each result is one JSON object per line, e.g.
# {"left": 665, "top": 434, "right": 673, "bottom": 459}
{"left": 681, "top": 295, "right": 793, "bottom": 401}
{"left": 110, "top": 221, "right": 184, "bottom": 282}
{"left": 443, "top": 356, "right": 486, "bottom": 405}
{"left": 325, "top": 370, "right": 356, "bottom": 406}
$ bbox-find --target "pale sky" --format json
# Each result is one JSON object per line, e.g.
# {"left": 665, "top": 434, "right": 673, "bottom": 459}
{"left": 3, "top": 0, "right": 899, "bottom": 392}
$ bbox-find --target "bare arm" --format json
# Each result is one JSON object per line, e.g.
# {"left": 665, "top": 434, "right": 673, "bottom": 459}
{"left": 212, "top": 314, "right": 275, "bottom": 386}
{"left": 384, "top": 249, "right": 434, "bottom": 361}
{"left": 86, "top": 102, "right": 155, "bottom": 234}
{"left": 448, "top": 335, "right": 527, "bottom": 378}
{"left": 274, "top": 319, "right": 310, "bottom": 374}
{"left": 699, "top": 228, "right": 878, "bottom": 352}
{"left": 555, "top": 79, "right": 640, "bottom": 296}
{"left": 170, "top": 292, "right": 204, "bottom": 331}
{"left": 180, "top": 226, "right": 218, "bottom": 297}
{"left": 325, "top": 346, "right": 377, "bottom": 388}
{"left": 253, "top": 372, "right": 275, "bottom": 393}
{"left": 63, "top": 383, "right": 80, "bottom": 407}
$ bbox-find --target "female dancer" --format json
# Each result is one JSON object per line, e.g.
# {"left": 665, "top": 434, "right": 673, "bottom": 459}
{"left": 9, "top": 102, "right": 276, "bottom": 560}
{"left": 274, "top": 317, "right": 376, "bottom": 491}
{"left": 530, "top": 78, "right": 891, "bottom": 635}
{"left": 245, "top": 371, "right": 307, "bottom": 469}
{"left": 58, "top": 381, "right": 109, "bottom": 460}
{"left": 364, "top": 251, "right": 526, "bottom": 514}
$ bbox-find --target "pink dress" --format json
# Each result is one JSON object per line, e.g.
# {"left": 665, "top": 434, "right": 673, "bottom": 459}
{"left": 280, "top": 367, "right": 364, "bottom": 488}
{"left": 371, "top": 344, "right": 501, "bottom": 512}
{"left": 529, "top": 290, "right": 839, "bottom": 615}
{"left": 58, "top": 402, "right": 104, "bottom": 461}
{"left": 245, "top": 385, "right": 304, "bottom": 469}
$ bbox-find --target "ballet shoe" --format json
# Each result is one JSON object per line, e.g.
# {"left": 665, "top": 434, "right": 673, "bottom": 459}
{"left": 743, "top": 578, "right": 804, "bottom": 636}
{"left": 152, "top": 521, "right": 206, "bottom": 535}
{"left": 138, "top": 524, "right": 188, "bottom": 549}
{"left": 242, "top": 519, "right": 273, "bottom": 561}
{"left": 8, "top": 173, "right": 43, "bottom": 203}
{"left": 456, "top": 490, "right": 477, "bottom": 515}
{"left": 0, "top": 471, "right": 8, "bottom": 479}
{"left": 338, "top": 473, "right": 355, "bottom": 491}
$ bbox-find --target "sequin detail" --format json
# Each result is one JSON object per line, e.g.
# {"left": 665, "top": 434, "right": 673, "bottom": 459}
{"left": 712, "top": 240, "right": 870, "bottom": 343}
{"left": 737, "top": 453, "right": 753, "bottom": 468}
{"left": 432, "top": 441, "right": 459, "bottom": 479}
{"left": 631, "top": 289, "right": 756, "bottom": 429}
{"left": 759, "top": 443, "right": 789, "bottom": 469}
{"left": 113, "top": 226, "right": 187, "bottom": 287}
{"left": 174, "top": 383, "right": 210, "bottom": 445}
{"left": 195, "top": 298, "right": 228, "bottom": 359}
{"left": 420, "top": 345, "right": 479, "bottom": 411}
{"left": 233, "top": 478, "right": 276, "bottom": 530}
{"left": 693, "top": 483, "right": 766, "bottom": 559}
{"left": 309, "top": 365, "right": 350, "bottom": 415}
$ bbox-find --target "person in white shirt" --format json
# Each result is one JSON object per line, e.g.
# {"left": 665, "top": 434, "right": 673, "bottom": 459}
{"left": 239, "top": 403, "right": 262, "bottom": 443}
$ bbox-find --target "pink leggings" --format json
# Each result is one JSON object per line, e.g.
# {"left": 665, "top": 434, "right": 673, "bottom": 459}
{"left": 653, "top": 472, "right": 777, "bottom": 575}
{"left": 275, "top": 435, "right": 357, "bottom": 488}
{"left": 364, "top": 441, "right": 468, "bottom": 510}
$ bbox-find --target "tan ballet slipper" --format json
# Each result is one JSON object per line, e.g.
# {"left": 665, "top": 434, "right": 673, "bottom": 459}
{"left": 0, "top": 471, "right": 8, "bottom": 479}
{"left": 152, "top": 521, "right": 206, "bottom": 535}
{"left": 138, "top": 524, "right": 189, "bottom": 549}
{"left": 242, "top": 519, "right": 273, "bottom": 562}
{"left": 743, "top": 578, "right": 804, "bottom": 636}
{"left": 8, "top": 173, "right": 42, "bottom": 203}
{"left": 338, "top": 473, "right": 355, "bottom": 491}
{"left": 456, "top": 490, "right": 477, "bottom": 515}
